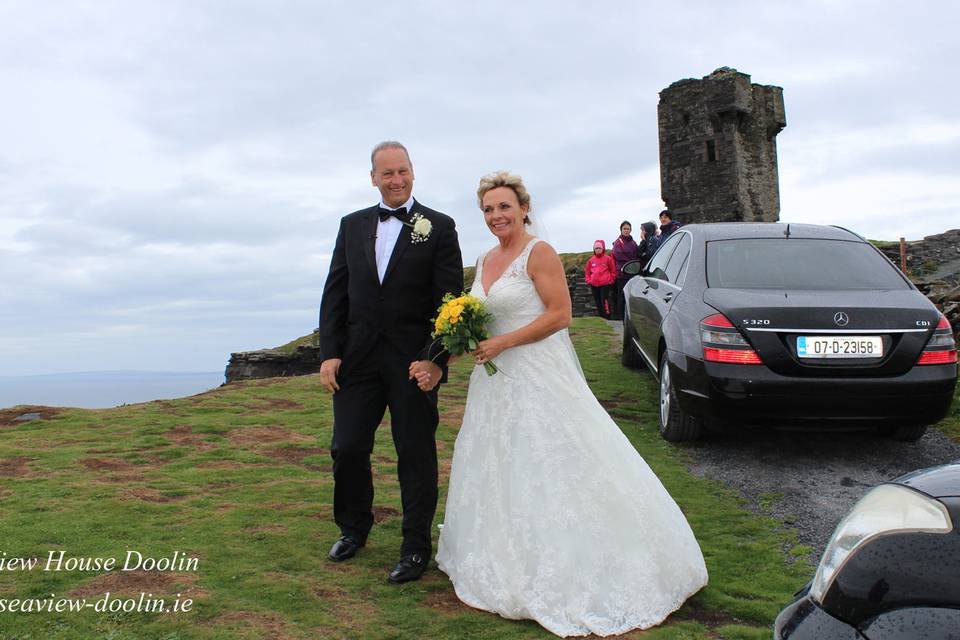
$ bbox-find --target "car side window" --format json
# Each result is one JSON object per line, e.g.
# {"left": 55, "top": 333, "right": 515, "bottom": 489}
{"left": 644, "top": 233, "right": 681, "bottom": 281}
{"left": 664, "top": 233, "right": 692, "bottom": 285}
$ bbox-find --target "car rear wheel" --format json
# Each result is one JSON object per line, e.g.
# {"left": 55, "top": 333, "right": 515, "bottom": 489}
{"left": 879, "top": 424, "right": 928, "bottom": 442}
{"left": 658, "top": 352, "right": 702, "bottom": 442}
{"left": 621, "top": 317, "right": 645, "bottom": 370}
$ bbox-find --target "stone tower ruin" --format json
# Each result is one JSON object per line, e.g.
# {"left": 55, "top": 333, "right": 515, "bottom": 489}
{"left": 658, "top": 67, "right": 786, "bottom": 223}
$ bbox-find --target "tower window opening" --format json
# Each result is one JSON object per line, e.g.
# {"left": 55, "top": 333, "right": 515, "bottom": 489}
{"left": 705, "top": 139, "right": 717, "bottom": 162}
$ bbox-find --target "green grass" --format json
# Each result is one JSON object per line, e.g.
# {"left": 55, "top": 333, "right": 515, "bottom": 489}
{"left": 272, "top": 333, "right": 318, "bottom": 353}
{"left": 0, "top": 318, "right": 877, "bottom": 639}
{"left": 935, "top": 383, "right": 960, "bottom": 442}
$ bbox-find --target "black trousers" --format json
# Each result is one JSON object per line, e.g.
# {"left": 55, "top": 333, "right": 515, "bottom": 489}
{"left": 330, "top": 340, "right": 439, "bottom": 556}
{"left": 591, "top": 285, "right": 611, "bottom": 319}
{"left": 614, "top": 278, "right": 628, "bottom": 320}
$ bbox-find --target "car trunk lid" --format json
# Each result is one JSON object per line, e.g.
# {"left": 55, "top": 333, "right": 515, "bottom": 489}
{"left": 702, "top": 288, "right": 940, "bottom": 376}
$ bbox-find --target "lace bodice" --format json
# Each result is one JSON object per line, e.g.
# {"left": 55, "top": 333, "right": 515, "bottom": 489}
{"left": 472, "top": 237, "right": 546, "bottom": 335}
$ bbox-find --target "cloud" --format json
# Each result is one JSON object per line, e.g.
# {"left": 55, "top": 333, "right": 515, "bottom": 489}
{"left": 0, "top": 0, "right": 957, "bottom": 377}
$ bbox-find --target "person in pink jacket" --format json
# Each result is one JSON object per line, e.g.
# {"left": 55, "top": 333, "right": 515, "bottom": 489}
{"left": 584, "top": 239, "right": 617, "bottom": 319}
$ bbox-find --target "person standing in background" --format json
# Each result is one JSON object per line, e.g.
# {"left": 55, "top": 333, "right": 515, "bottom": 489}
{"left": 612, "top": 221, "right": 639, "bottom": 321}
{"left": 584, "top": 239, "right": 616, "bottom": 319}
{"left": 639, "top": 221, "right": 659, "bottom": 267}
{"left": 658, "top": 209, "right": 681, "bottom": 244}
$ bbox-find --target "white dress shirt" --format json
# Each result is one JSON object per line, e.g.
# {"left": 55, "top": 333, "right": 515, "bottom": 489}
{"left": 375, "top": 195, "right": 414, "bottom": 283}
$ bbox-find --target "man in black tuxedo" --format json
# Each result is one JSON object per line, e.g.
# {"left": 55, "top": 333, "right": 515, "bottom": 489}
{"left": 318, "top": 141, "right": 463, "bottom": 583}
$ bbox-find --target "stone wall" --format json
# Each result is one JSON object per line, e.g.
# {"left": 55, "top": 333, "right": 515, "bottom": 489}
{"left": 877, "top": 229, "right": 960, "bottom": 342}
{"left": 569, "top": 273, "right": 605, "bottom": 318}
{"left": 658, "top": 67, "right": 786, "bottom": 224}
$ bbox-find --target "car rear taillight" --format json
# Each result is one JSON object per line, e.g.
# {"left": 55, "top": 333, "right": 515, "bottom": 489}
{"left": 916, "top": 313, "right": 958, "bottom": 366}
{"left": 701, "top": 313, "right": 763, "bottom": 365}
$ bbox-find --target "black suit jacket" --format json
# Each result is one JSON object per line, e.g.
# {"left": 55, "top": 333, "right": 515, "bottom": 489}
{"left": 319, "top": 199, "right": 464, "bottom": 376}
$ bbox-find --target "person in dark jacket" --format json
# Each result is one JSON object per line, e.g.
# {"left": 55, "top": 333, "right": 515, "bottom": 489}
{"left": 612, "top": 221, "right": 639, "bottom": 321}
{"left": 658, "top": 210, "right": 681, "bottom": 244}
{"left": 638, "top": 221, "right": 659, "bottom": 267}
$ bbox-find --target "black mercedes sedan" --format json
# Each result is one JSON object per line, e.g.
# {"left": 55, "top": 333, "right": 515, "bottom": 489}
{"left": 620, "top": 223, "right": 957, "bottom": 442}
{"left": 774, "top": 461, "right": 960, "bottom": 639}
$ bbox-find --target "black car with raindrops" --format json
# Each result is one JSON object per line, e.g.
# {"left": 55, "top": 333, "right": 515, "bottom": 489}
{"left": 774, "top": 461, "right": 960, "bottom": 639}
{"left": 620, "top": 223, "right": 957, "bottom": 442}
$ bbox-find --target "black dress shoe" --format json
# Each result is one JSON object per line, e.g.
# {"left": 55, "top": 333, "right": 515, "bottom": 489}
{"left": 328, "top": 536, "right": 363, "bottom": 562}
{"left": 388, "top": 553, "right": 428, "bottom": 584}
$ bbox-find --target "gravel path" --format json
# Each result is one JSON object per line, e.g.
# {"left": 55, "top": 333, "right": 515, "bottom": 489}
{"left": 683, "top": 429, "right": 960, "bottom": 558}
{"left": 603, "top": 319, "right": 960, "bottom": 559}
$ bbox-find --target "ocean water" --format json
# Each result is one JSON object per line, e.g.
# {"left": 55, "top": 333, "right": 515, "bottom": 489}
{"left": 0, "top": 371, "right": 225, "bottom": 410}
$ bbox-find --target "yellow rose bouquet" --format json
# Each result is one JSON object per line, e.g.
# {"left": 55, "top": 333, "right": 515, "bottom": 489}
{"left": 432, "top": 293, "right": 498, "bottom": 375}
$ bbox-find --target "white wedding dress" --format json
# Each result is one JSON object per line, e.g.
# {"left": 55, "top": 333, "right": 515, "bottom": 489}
{"left": 436, "top": 238, "right": 708, "bottom": 637}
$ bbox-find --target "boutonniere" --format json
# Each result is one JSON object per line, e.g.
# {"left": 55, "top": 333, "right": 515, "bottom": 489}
{"left": 406, "top": 213, "right": 433, "bottom": 244}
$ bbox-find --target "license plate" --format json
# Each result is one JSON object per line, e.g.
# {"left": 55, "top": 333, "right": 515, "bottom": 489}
{"left": 797, "top": 336, "right": 883, "bottom": 358}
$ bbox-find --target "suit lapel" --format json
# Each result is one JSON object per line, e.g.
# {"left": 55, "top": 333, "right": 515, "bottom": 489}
{"left": 360, "top": 209, "right": 379, "bottom": 286}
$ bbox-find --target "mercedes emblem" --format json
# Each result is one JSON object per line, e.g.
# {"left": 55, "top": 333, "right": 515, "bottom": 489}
{"left": 834, "top": 312, "right": 850, "bottom": 327}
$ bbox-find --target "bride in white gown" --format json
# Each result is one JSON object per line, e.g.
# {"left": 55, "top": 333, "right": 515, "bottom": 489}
{"left": 422, "top": 171, "right": 707, "bottom": 637}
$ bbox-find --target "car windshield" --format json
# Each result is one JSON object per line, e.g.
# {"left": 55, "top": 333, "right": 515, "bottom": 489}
{"left": 706, "top": 238, "right": 910, "bottom": 290}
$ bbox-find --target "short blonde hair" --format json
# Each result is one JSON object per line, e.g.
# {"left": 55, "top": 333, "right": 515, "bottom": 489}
{"left": 476, "top": 171, "right": 532, "bottom": 224}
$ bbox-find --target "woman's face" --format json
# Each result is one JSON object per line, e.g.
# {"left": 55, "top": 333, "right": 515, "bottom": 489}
{"left": 621, "top": 224, "right": 631, "bottom": 236}
{"left": 594, "top": 246, "right": 603, "bottom": 255}
{"left": 481, "top": 186, "right": 527, "bottom": 240}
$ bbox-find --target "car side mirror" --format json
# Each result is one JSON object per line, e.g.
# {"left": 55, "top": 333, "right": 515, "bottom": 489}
{"left": 622, "top": 260, "right": 643, "bottom": 277}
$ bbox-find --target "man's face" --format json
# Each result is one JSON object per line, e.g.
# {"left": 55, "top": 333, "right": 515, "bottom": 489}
{"left": 659, "top": 214, "right": 669, "bottom": 225}
{"left": 371, "top": 148, "right": 414, "bottom": 208}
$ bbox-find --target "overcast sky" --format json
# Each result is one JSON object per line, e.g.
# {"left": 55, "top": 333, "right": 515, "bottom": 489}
{"left": 1, "top": 1, "right": 957, "bottom": 377}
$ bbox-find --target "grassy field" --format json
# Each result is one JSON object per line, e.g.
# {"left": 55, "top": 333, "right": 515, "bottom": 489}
{"left": 3, "top": 318, "right": 955, "bottom": 639}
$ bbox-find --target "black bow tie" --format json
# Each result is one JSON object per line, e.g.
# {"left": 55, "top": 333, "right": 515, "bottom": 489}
{"left": 378, "top": 206, "right": 410, "bottom": 223}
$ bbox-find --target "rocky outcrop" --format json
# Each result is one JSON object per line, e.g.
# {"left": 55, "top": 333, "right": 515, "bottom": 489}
{"left": 225, "top": 333, "right": 322, "bottom": 382}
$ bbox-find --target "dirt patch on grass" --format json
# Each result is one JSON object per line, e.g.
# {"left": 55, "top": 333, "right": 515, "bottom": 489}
{"left": 672, "top": 603, "right": 744, "bottom": 629}
{"left": 372, "top": 506, "right": 401, "bottom": 523}
{"left": 69, "top": 570, "right": 206, "bottom": 599}
{"left": 122, "top": 487, "right": 187, "bottom": 503}
{"left": 421, "top": 589, "right": 472, "bottom": 614}
{"left": 0, "top": 456, "right": 35, "bottom": 478}
{"left": 438, "top": 458, "right": 453, "bottom": 483}
{"left": 228, "top": 426, "right": 313, "bottom": 448}
{"left": 262, "top": 446, "right": 326, "bottom": 466}
{"left": 311, "top": 582, "right": 380, "bottom": 632}
{"left": 247, "top": 398, "right": 305, "bottom": 412}
{"left": 0, "top": 406, "right": 63, "bottom": 428}
{"left": 209, "top": 611, "right": 293, "bottom": 639}
{"left": 79, "top": 457, "right": 146, "bottom": 483}
{"left": 163, "top": 425, "right": 217, "bottom": 451}
{"left": 79, "top": 457, "right": 136, "bottom": 472}
{"left": 195, "top": 460, "right": 270, "bottom": 470}
{"left": 440, "top": 404, "right": 465, "bottom": 426}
